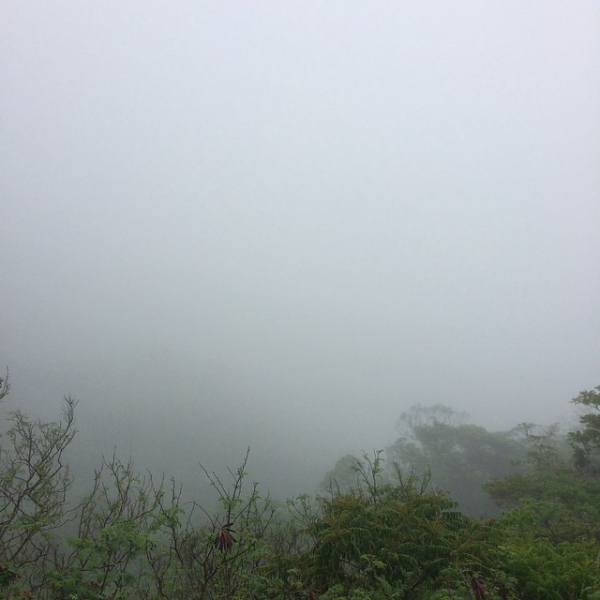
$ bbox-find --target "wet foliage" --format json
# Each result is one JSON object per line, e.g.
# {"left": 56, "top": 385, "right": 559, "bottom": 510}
{"left": 1, "top": 374, "right": 600, "bottom": 599}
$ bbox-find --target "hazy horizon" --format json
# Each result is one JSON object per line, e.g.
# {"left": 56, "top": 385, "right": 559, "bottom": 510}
{"left": 2, "top": 2, "right": 599, "bottom": 496}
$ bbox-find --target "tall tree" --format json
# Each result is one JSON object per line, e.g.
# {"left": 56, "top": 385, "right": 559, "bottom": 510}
{"left": 485, "top": 386, "right": 600, "bottom": 544}
{"left": 388, "top": 405, "right": 527, "bottom": 516}
{"left": 568, "top": 385, "right": 600, "bottom": 475}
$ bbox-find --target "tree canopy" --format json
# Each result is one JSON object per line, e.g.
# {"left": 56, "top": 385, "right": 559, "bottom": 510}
{"left": 2, "top": 374, "right": 600, "bottom": 599}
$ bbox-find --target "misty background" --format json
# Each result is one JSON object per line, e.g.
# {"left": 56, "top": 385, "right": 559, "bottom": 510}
{"left": 1, "top": 2, "right": 599, "bottom": 499}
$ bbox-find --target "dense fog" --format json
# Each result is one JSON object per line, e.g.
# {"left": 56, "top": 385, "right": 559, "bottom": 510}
{"left": 1, "top": 2, "right": 599, "bottom": 499}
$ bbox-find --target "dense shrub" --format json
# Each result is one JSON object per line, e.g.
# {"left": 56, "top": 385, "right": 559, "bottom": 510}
{"left": 1, "top": 374, "right": 599, "bottom": 599}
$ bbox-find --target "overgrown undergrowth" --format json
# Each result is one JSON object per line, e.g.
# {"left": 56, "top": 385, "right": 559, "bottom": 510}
{"left": 1, "top": 375, "right": 599, "bottom": 599}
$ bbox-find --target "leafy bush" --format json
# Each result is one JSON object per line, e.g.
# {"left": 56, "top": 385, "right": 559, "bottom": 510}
{"left": 1, "top": 372, "right": 600, "bottom": 599}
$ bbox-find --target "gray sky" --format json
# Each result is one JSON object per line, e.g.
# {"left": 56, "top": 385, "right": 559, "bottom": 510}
{"left": 2, "top": 2, "right": 599, "bottom": 493}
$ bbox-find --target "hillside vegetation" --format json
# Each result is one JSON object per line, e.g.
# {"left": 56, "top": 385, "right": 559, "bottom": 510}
{"left": 1, "top": 372, "right": 599, "bottom": 600}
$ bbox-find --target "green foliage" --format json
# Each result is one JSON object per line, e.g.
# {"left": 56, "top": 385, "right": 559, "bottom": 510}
{"left": 305, "top": 454, "right": 514, "bottom": 599}
{"left": 500, "top": 533, "right": 600, "bottom": 600}
{"left": 569, "top": 385, "right": 600, "bottom": 475}
{"left": 50, "top": 453, "right": 168, "bottom": 599}
{"left": 485, "top": 404, "right": 600, "bottom": 545}
{"left": 485, "top": 471, "right": 600, "bottom": 543}
{"left": 0, "top": 374, "right": 77, "bottom": 596}
{"left": 1, "top": 372, "right": 600, "bottom": 599}
{"left": 482, "top": 387, "right": 600, "bottom": 597}
{"left": 388, "top": 405, "right": 528, "bottom": 516}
